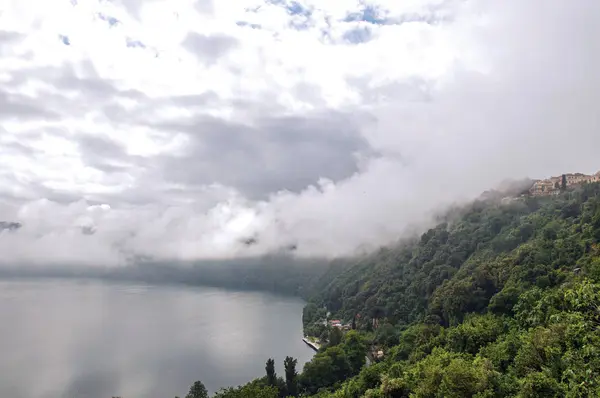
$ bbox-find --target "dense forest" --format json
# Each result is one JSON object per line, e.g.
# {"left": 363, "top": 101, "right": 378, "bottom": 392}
{"left": 160, "top": 181, "right": 600, "bottom": 397}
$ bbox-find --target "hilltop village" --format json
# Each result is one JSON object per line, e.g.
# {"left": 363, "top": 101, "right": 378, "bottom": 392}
{"left": 529, "top": 171, "right": 600, "bottom": 196}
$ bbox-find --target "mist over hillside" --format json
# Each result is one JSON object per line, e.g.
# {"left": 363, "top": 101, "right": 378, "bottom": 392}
{"left": 0, "top": 179, "right": 575, "bottom": 295}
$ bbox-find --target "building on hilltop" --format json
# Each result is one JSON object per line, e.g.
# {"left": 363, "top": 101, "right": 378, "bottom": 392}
{"left": 529, "top": 171, "right": 600, "bottom": 196}
{"left": 530, "top": 179, "right": 559, "bottom": 196}
{"left": 565, "top": 173, "right": 591, "bottom": 185}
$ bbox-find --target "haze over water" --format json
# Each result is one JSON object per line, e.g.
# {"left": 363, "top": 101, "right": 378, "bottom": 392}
{"left": 0, "top": 279, "right": 314, "bottom": 398}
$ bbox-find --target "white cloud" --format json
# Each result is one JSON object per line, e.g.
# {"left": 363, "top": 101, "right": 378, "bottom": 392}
{"left": 0, "top": 0, "right": 599, "bottom": 266}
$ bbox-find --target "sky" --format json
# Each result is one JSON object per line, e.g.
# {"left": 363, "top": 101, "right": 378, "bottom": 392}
{"left": 0, "top": 0, "right": 599, "bottom": 266}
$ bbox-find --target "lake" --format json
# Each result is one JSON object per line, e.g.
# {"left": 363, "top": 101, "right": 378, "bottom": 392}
{"left": 0, "top": 279, "right": 315, "bottom": 398}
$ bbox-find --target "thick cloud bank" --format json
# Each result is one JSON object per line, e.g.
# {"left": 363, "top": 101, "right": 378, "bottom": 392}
{"left": 1, "top": 0, "right": 599, "bottom": 266}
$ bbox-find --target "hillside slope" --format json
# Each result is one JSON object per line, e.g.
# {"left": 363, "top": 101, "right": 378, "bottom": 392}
{"left": 296, "top": 182, "right": 600, "bottom": 397}
{"left": 307, "top": 184, "right": 599, "bottom": 327}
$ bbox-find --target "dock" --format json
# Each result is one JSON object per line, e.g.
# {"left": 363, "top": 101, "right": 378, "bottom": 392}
{"left": 302, "top": 337, "right": 320, "bottom": 352}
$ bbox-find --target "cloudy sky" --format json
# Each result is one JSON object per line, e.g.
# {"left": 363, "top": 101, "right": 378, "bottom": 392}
{"left": 0, "top": 0, "right": 599, "bottom": 266}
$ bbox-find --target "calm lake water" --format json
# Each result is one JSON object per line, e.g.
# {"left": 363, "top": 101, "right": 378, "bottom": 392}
{"left": 0, "top": 279, "right": 314, "bottom": 398}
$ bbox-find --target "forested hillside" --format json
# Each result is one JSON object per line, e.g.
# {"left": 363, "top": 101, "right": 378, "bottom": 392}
{"left": 183, "top": 182, "right": 600, "bottom": 398}
{"left": 306, "top": 183, "right": 600, "bottom": 329}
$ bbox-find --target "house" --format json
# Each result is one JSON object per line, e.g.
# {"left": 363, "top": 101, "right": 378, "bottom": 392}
{"left": 329, "top": 320, "right": 342, "bottom": 327}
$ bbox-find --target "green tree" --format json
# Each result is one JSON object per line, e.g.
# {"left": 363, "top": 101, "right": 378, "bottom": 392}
{"left": 284, "top": 356, "right": 298, "bottom": 397}
{"left": 186, "top": 381, "right": 208, "bottom": 398}
{"left": 518, "top": 371, "right": 563, "bottom": 398}
{"left": 445, "top": 313, "right": 505, "bottom": 355}
{"left": 328, "top": 327, "right": 343, "bottom": 347}
{"left": 561, "top": 174, "right": 567, "bottom": 191}
{"left": 341, "top": 330, "right": 367, "bottom": 374}
{"left": 265, "top": 358, "right": 276, "bottom": 386}
{"left": 327, "top": 346, "right": 353, "bottom": 381}
{"left": 374, "top": 323, "right": 398, "bottom": 347}
{"left": 300, "top": 354, "right": 335, "bottom": 394}
{"left": 214, "top": 384, "right": 279, "bottom": 398}
{"left": 300, "top": 346, "right": 353, "bottom": 394}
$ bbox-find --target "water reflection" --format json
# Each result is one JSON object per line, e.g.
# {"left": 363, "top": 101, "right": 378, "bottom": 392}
{"left": 0, "top": 280, "right": 314, "bottom": 398}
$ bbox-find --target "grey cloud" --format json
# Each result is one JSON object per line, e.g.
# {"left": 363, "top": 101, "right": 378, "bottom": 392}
{"left": 290, "top": 83, "right": 326, "bottom": 107}
{"left": 61, "top": 370, "right": 121, "bottom": 398}
{"left": 0, "top": 30, "right": 23, "bottom": 55}
{"left": 343, "top": 26, "right": 373, "bottom": 44}
{"left": 0, "top": 130, "right": 129, "bottom": 206}
{"left": 75, "top": 134, "right": 139, "bottom": 175}
{"left": 165, "top": 92, "right": 220, "bottom": 107}
{"left": 0, "top": 182, "right": 83, "bottom": 205}
{"left": 76, "top": 134, "right": 127, "bottom": 160}
{"left": 195, "top": 0, "right": 214, "bottom": 15}
{"left": 182, "top": 32, "right": 238, "bottom": 64}
{"left": 2, "top": 0, "right": 600, "bottom": 266}
{"left": 347, "top": 76, "right": 433, "bottom": 104}
{"left": 56, "top": 73, "right": 119, "bottom": 98}
{"left": 98, "top": 92, "right": 219, "bottom": 125}
{"left": 2, "top": 63, "right": 147, "bottom": 125}
{"left": 0, "top": 56, "right": 281, "bottom": 206}
{"left": 0, "top": 137, "right": 37, "bottom": 158}
{"left": 386, "top": 1, "right": 458, "bottom": 26}
{"left": 24, "top": 184, "right": 87, "bottom": 205}
{"left": 0, "top": 91, "right": 59, "bottom": 120}
{"left": 0, "top": 31, "right": 21, "bottom": 43}
{"left": 152, "top": 111, "right": 372, "bottom": 198}
{"left": 116, "top": 0, "right": 161, "bottom": 19}
{"left": 0, "top": 33, "right": 28, "bottom": 79}
{"left": 5, "top": 62, "right": 146, "bottom": 100}
{"left": 0, "top": 59, "right": 155, "bottom": 202}
{"left": 52, "top": 65, "right": 147, "bottom": 102}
